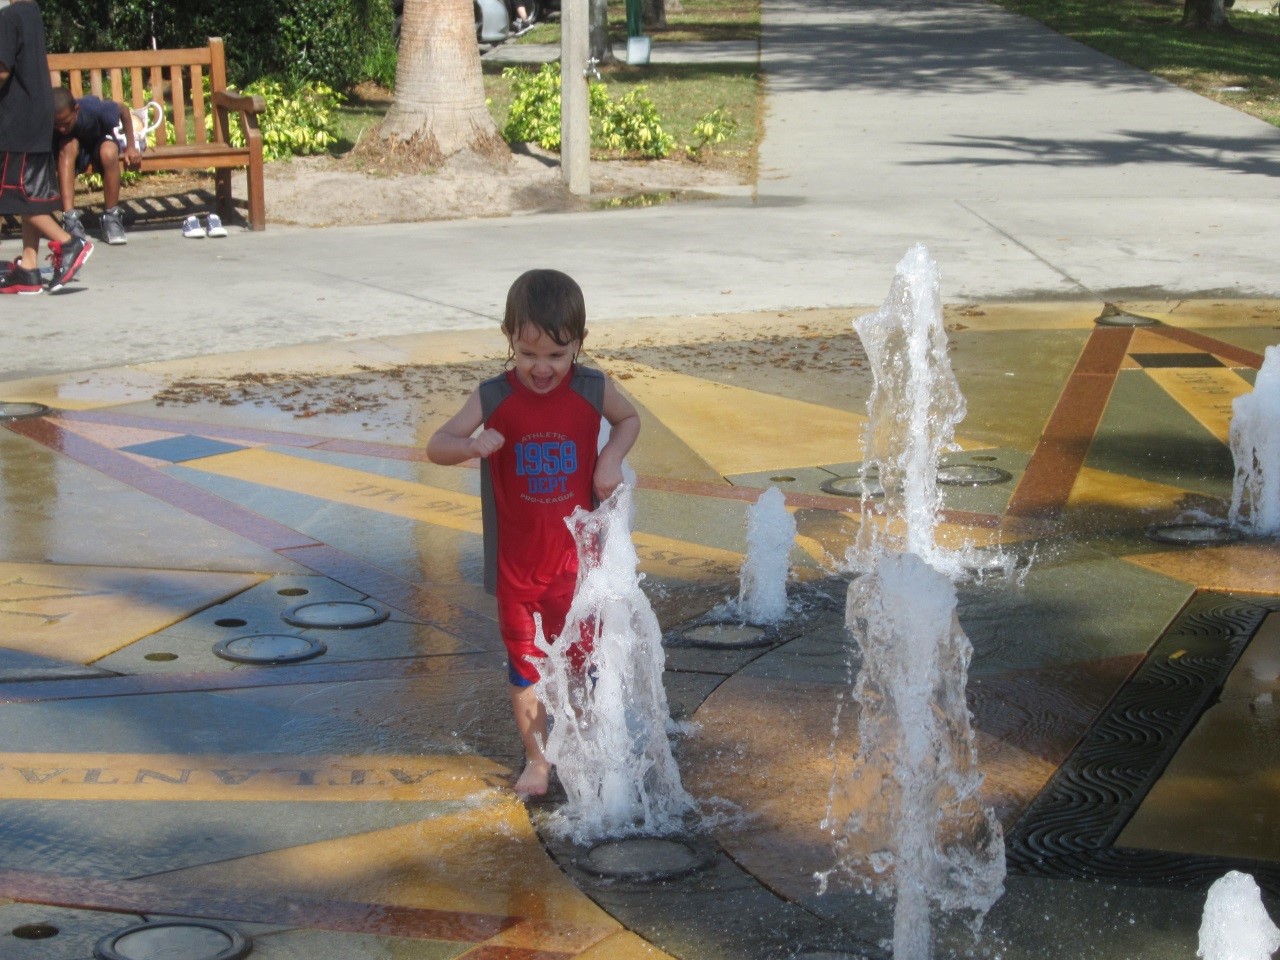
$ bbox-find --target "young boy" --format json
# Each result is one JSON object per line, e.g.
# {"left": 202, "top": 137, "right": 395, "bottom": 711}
{"left": 0, "top": 0, "right": 92, "bottom": 294}
{"left": 52, "top": 86, "right": 140, "bottom": 245}
{"left": 427, "top": 269, "right": 641, "bottom": 798}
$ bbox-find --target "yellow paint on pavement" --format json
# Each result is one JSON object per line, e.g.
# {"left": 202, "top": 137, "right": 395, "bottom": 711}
{"left": 0, "top": 562, "right": 261, "bottom": 665}
{"left": 1066, "top": 466, "right": 1202, "bottom": 515}
{"left": 609, "top": 363, "right": 863, "bottom": 475}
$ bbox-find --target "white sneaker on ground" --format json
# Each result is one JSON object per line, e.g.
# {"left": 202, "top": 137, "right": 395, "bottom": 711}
{"left": 205, "top": 214, "right": 228, "bottom": 238}
{"left": 182, "top": 215, "right": 206, "bottom": 238}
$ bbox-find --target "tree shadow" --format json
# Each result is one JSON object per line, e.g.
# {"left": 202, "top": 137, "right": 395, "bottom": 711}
{"left": 905, "top": 129, "right": 1280, "bottom": 178}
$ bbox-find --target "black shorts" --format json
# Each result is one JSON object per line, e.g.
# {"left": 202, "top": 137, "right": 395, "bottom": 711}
{"left": 0, "top": 151, "right": 60, "bottom": 215}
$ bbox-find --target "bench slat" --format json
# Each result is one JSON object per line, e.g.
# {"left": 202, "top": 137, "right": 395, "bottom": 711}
{"left": 169, "top": 64, "right": 187, "bottom": 144}
{"left": 192, "top": 65, "right": 208, "bottom": 145}
{"left": 48, "top": 47, "right": 213, "bottom": 70}
{"left": 148, "top": 65, "right": 165, "bottom": 144}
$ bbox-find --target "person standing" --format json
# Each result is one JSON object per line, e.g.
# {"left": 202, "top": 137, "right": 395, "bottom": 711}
{"left": 0, "top": 0, "right": 92, "bottom": 294}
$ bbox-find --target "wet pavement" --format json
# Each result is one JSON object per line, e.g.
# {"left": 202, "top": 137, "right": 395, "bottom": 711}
{"left": 2, "top": 298, "right": 1279, "bottom": 959}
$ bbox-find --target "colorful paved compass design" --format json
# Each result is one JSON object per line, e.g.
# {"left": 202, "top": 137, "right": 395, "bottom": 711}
{"left": 0, "top": 303, "right": 1277, "bottom": 959}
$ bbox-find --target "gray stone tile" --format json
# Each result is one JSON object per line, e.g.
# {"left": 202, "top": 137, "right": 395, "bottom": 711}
{"left": 0, "top": 903, "right": 143, "bottom": 960}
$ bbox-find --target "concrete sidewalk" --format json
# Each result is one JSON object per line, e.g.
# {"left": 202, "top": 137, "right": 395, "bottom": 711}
{"left": 6, "top": 0, "right": 1280, "bottom": 379}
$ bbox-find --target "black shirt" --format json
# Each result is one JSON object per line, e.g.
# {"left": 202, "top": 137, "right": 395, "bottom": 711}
{"left": 0, "top": 0, "right": 53, "bottom": 153}
{"left": 67, "top": 95, "right": 122, "bottom": 150}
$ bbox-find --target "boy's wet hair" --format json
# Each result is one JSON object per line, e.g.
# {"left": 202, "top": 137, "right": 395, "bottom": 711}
{"left": 52, "top": 87, "right": 75, "bottom": 114}
{"left": 503, "top": 269, "right": 586, "bottom": 348}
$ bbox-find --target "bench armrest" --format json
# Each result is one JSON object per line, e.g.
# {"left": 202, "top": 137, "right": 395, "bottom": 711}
{"left": 212, "top": 89, "right": 266, "bottom": 114}
{"left": 211, "top": 89, "right": 266, "bottom": 152}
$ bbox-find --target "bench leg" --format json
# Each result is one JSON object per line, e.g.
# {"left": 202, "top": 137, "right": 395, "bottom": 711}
{"left": 245, "top": 157, "right": 265, "bottom": 232}
{"left": 215, "top": 169, "right": 234, "bottom": 225}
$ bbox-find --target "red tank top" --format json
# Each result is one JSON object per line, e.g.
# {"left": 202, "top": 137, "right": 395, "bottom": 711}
{"left": 485, "top": 368, "right": 601, "bottom": 601}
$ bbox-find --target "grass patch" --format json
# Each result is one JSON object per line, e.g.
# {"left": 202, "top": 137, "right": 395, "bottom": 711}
{"left": 988, "top": 0, "right": 1280, "bottom": 126}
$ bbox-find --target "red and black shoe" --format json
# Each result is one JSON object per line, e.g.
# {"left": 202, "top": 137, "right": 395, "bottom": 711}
{"left": 0, "top": 261, "right": 44, "bottom": 295}
{"left": 46, "top": 236, "right": 94, "bottom": 293}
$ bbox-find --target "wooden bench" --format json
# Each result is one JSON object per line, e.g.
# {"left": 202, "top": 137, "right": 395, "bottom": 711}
{"left": 47, "top": 37, "right": 267, "bottom": 231}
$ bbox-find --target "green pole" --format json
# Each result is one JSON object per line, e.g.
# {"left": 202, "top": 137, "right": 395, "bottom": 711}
{"left": 625, "top": 0, "right": 643, "bottom": 38}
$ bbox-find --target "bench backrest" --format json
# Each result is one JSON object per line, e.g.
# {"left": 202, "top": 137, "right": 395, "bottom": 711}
{"left": 47, "top": 37, "right": 229, "bottom": 146}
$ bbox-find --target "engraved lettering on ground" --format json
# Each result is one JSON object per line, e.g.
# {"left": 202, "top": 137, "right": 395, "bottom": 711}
{"left": 0, "top": 754, "right": 508, "bottom": 801}
{"left": 1144, "top": 367, "right": 1254, "bottom": 444}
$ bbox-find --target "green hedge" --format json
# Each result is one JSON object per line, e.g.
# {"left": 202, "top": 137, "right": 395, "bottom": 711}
{"left": 39, "top": 0, "right": 395, "bottom": 90}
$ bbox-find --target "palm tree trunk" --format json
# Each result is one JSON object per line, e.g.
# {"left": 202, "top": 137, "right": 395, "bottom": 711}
{"left": 383, "top": 0, "right": 508, "bottom": 160}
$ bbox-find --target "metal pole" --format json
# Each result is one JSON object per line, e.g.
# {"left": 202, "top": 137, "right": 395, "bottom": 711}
{"left": 560, "top": 0, "right": 590, "bottom": 195}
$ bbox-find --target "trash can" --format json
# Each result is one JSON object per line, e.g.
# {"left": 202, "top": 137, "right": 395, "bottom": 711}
{"left": 624, "top": 0, "right": 650, "bottom": 63}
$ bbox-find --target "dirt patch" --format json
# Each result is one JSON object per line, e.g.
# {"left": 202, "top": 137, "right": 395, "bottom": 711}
{"left": 113, "top": 137, "right": 749, "bottom": 231}
{"left": 262, "top": 144, "right": 748, "bottom": 228}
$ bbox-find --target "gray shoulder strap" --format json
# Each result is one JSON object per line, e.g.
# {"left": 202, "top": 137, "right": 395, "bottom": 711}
{"left": 479, "top": 373, "right": 513, "bottom": 421}
{"left": 571, "top": 365, "right": 606, "bottom": 414}
{"left": 477, "top": 373, "right": 510, "bottom": 596}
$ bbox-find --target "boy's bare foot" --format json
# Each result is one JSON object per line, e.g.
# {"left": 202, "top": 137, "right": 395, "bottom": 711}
{"left": 514, "top": 759, "right": 551, "bottom": 797}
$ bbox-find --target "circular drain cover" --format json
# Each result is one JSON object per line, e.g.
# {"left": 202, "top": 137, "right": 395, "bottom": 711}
{"left": 680, "top": 621, "right": 775, "bottom": 649}
{"left": 580, "top": 837, "right": 704, "bottom": 881}
{"left": 1095, "top": 306, "right": 1159, "bottom": 327}
{"left": 820, "top": 475, "right": 885, "bottom": 499}
{"left": 1146, "top": 522, "right": 1242, "bottom": 545}
{"left": 0, "top": 401, "right": 50, "bottom": 420}
{"left": 936, "top": 464, "right": 1012, "bottom": 486}
{"left": 214, "top": 634, "right": 326, "bottom": 664}
{"left": 95, "top": 920, "right": 250, "bottom": 960}
{"left": 281, "top": 600, "right": 389, "bottom": 629}
{"left": 961, "top": 548, "right": 1027, "bottom": 577}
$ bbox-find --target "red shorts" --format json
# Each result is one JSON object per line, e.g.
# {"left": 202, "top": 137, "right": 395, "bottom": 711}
{"left": 497, "top": 592, "right": 592, "bottom": 686}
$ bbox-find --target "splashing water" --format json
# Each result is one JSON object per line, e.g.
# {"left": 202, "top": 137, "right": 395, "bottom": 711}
{"left": 1229, "top": 345, "right": 1280, "bottom": 536}
{"left": 822, "top": 246, "right": 1006, "bottom": 960}
{"left": 534, "top": 482, "right": 696, "bottom": 844}
{"left": 738, "top": 486, "right": 797, "bottom": 624}
{"left": 822, "top": 551, "right": 1005, "bottom": 960}
{"left": 850, "top": 244, "right": 968, "bottom": 577}
{"left": 1198, "top": 871, "right": 1280, "bottom": 960}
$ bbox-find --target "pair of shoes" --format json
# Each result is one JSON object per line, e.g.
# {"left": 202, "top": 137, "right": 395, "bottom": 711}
{"left": 62, "top": 209, "right": 89, "bottom": 243}
{"left": 510, "top": 17, "right": 533, "bottom": 35}
{"left": 46, "top": 236, "right": 94, "bottom": 293}
{"left": 0, "top": 261, "right": 43, "bottom": 295}
{"left": 183, "top": 214, "right": 229, "bottom": 238}
{"left": 101, "top": 207, "right": 127, "bottom": 245}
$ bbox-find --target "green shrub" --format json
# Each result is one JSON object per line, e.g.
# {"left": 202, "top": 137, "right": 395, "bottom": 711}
{"left": 502, "top": 62, "right": 675, "bottom": 159}
{"left": 503, "top": 62, "right": 565, "bottom": 149}
{"left": 687, "top": 106, "right": 739, "bottom": 158}
{"left": 206, "top": 78, "right": 344, "bottom": 160}
{"left": 40, "top": 0, "right": 395, "bottom": 91}
{"left": 595, "top": 87, "right": 674, "bottom": 158}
